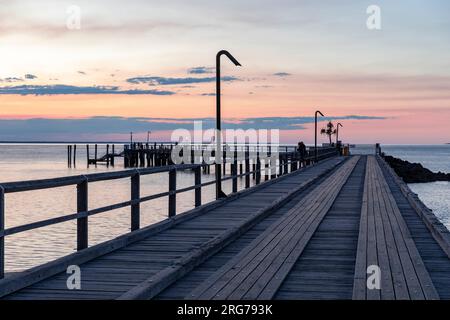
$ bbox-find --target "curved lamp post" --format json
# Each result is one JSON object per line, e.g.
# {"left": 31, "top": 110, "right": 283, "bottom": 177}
{"left": 315, "top": 110, "right": 324, "bottom": 162}
{"left": 336, "top": 123, "right": 343, "bottom": 145}
{"left": 216, "top": 50, "right": 241, "bottom": 200}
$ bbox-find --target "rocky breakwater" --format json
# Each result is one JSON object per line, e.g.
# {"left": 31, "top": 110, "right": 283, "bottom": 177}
{"left": 382, "top": 154, "right": 450, "bottom": 183}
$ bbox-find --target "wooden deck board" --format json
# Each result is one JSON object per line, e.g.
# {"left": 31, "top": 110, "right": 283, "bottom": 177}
{"left": 188, "top": 157, "right": 359, "bottom": 300}
{"left": 352, "top": 156, "right": 439, "bottom": 300}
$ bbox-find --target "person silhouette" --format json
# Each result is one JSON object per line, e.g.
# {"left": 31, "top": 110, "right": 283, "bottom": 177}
{"left": 297, "top": 141, "right": 307, "bottom": 161}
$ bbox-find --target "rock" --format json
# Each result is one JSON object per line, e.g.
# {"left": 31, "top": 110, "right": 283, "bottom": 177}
{"left": 382, "top": 154, "right": 450, "bottom": 183}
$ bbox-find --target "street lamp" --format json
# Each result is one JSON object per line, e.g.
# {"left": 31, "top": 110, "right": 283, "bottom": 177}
{"left": 216, "top": 50, "right": 241, "bottom": 200}
{"left": 336, "top": 123, "right": 343, "bottom": 145}
{"left": 146, "top": 131, "right": 151, "bottom": 144}
{"left": 315, "top": 110, "right": 324, "bottom": 162}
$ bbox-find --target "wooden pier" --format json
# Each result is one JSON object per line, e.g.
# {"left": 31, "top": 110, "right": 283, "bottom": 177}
{"left": 1, "top": 152, "right": 449, "bottom": 300}
{"left": 73, "top": 142, "right": 320, "bottom": 170}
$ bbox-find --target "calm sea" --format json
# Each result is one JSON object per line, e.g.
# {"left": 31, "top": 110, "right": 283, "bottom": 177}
{"left": 0, "top": 143, "right": 449, "bottom": 272}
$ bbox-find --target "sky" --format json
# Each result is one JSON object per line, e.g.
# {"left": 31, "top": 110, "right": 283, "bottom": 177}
{"left": 0, "top": 0, "right": 449, "bottom": 143}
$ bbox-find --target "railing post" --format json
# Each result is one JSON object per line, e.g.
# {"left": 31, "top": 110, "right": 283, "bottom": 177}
{"left": 232, "top": 145, "right": 238, "bottom": 193}
{"left": 279, "top": 156, "right": 284, "bottom": 176}
{"left": 86, "top": 144, "right": 90, "bottom": 168}
{"left": 131, "top": 171, "right": 140, "bottom": 231}
{"left": 0, "top": 186, "right": 5, "bottom": 279}
{"left": 245, "top": 146, "right": 250, "bottom": 188}
{"left": 73, "top": 144, "right": 77, "bottom": 167}
{"left": 194, "top": 166, "right": 202, "bottom": 207}
{"left": 222, "top": 146, "right": 227, "bottom": 175}
{"left": 94, "top": 144, "right": 98, "bottom": 167}
{"left": 168, "top": 169, "right": 177, "bottom": 217}
{"left": 284, "top": 154, "right": 288, "bottom": 175}
{"left": 256, "top": 151, "right": 261, "bottom": 185}
{"left": 77, "top": 178, "right": 88, "bottom": 251}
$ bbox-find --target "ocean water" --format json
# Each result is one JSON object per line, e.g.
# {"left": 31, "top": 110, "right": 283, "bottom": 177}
{"left": 0, "top": 143, "right": 449, "bottom": 272}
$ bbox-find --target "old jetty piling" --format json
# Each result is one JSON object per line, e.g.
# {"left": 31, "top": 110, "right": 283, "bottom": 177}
{"left": 84, "top": 144, "right": 120, "bottom": 167}
{"left": 2, "top": 144, "right": 450, "bottom": 300}
{"left": 72, "top": 143, "right": 325, "bottom": 171}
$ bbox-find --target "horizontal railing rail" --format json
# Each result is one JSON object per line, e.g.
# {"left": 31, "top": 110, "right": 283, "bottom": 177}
{"left": 0, "top": 146, "right": 338, "bottom": 279}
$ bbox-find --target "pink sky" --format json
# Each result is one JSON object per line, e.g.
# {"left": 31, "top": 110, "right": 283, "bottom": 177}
{"left": 0, "top": 1, "right": 449, "bottom": 143}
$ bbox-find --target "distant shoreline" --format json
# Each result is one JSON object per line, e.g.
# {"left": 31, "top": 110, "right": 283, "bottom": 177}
{"left": 1, "top": 141, "right": 449, "bottom": 145}
{"left": 0, "top": 141, "right": 128, "bottom": 144}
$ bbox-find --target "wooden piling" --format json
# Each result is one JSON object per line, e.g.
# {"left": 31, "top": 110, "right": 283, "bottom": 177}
{"left": 106, "top": 144, "right": 110, "bottom": 167}
{"left": 124, "top": 145, "right": 129, "bottom": 168}
{"left": 73, "top": 145, "right": 77, "bottom": 167}
{"left": 67, "top": 145, "right": 71, "bottom": 168}
{"left": 94, "top": 144, "right": 98, "bottom": 167}
{"left": 86, "top": 145, "right": 90, "bottom": 168}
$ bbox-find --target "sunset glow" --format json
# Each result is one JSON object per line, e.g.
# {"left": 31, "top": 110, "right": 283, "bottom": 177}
{"left": 1, "top": 0, "right": 449, "bottom": 143}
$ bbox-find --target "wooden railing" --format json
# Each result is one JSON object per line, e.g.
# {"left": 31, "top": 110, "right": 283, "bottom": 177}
{"left": 0, "top": 146, "right": 338, "bottom": 278}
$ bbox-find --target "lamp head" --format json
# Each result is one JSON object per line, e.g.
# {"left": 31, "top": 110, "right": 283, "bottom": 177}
{"left": 218, "top": 50, "right": 242, "bottom": 67}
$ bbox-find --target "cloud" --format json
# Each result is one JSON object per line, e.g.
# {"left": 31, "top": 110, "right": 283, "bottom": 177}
{"left": 126, "top": 76, "right": 238, "bottom": 85}
{"left": 273, "top": 72, "right": 291, "bottom": 77}
{"left": 0, "top": 115, "right": 385, "bottom": 141}
{"left": 188, "top": 66, "right": 214, "bottom": 74}
{"left": 78, "top": 71, "right": 87, "bottom": 75}
{"left": 24, "top": 74, "right": 37, "bottom": 79}
{"left": 200, "top": 93, "right": 216, "bottom": 96}
{"left": 0, "top": 77, "right": 23, "bottom": 82}
{"left": 0, "top": 85, "right": 175, "bottom": 95}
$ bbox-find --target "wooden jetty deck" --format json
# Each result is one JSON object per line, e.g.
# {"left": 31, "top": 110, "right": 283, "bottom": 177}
{"left": 1, "top": 154, "right": 449, "bottom": 300}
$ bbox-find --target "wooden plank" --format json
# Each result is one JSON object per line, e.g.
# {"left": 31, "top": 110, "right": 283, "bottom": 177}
{"left": 373, "top": 159, "right": 439, "bottom": 300}
{"left": 366, "top": 160, "right": 380, "bottom": 300}
{"left": 374, "top": 163, "right": 410, "bottom": 300}
{"left": 189, "top": 157, "right": 359, "bottom": 300}
{"left": 353, "top": 156, "right": 439, "bottom": 300}
{"left": 371, "top": 161, "right": 395, "bottom": 300}
{"left": 116, "top": 158, "right": 346, "bottom": 300}
{"left": 254, "top": 159, "right": 360, "bottom": 300}
{"left": 190, "top": 175, "right": 335, "bottom": 299}
{"left": 352, "top": 156, "right": 369, "bottom": 300}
